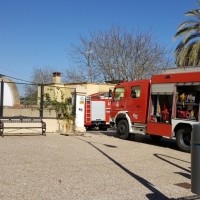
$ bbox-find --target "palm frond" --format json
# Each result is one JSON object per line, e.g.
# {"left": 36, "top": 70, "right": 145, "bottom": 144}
{"left": 177, "top": 19, "right": 200, "bottom": 31}
{"left": 188, "top": 40, "right": 200, "bottom": 65}
{"left": 185, "top": 9, "right": 200, "bottom": 18}
{"left": 175, "top": 41, "right": 200, "bottom": 66}
{"left": 174, "top": 2, "right": 200, "bottom": 66}
{"left": 183, "top": 32, "right": 200, "bottom": 44}
{"left": 174, "top": 26, "right": 197, "bottom": 40}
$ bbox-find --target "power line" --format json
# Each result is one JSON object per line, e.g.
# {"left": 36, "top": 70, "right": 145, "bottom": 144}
{"left": 0, "top": 65, "right": 29, "bottom": 78}
{"left": 0, "top": 73, "right": 36, "bottom": 84}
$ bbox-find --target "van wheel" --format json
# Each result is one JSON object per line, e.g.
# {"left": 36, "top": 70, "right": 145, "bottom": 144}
{"left": 117, "top": 120, "right": 130, "bottom": 140}
{"left": 150, "top": 135, "right": 162, "bottom": 140}
{"left": 176, "top": 126, "right": 191, "bottom": 153}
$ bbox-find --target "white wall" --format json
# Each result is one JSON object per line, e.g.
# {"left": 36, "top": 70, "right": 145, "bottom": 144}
{"left": 4, "top": 83, "right": 13, "bottom": 106}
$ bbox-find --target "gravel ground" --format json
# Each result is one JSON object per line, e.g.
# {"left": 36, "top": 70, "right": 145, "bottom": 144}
{"left": 0, "top": 130, "right": 199, "bottom": 200}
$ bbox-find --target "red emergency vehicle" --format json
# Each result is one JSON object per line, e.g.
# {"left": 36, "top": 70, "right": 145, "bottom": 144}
{"left": 84, "top": 93, "right": 111, "bottom": 131}
{"left": 110, "top": 68, "right": 200, "bottom": 152}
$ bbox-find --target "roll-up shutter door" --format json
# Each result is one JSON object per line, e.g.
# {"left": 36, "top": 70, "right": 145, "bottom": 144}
{"left": 151, "top": 83, "right": 175, "bottom": 94}
{"left": 91, "top": 101, "right": 105, "bottom": 121}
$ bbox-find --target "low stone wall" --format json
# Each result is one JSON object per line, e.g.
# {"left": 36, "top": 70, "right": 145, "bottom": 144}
{"left": 2, "top": 108, "right": 58, "bottom": 133}
{"left": 44, "top": 118, "right": 59, "bottom": 133}
{"left": 3, "top": 107, "right": 56, "bottom": 118}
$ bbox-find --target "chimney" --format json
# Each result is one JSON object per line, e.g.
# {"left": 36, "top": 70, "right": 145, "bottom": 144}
{"left": 52, "top": 72, "right": 61, "bottom": 83}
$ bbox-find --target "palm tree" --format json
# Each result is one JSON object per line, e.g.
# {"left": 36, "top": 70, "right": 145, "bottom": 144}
{"left": 174, "top": 1, "right": 200, "bottom": 66}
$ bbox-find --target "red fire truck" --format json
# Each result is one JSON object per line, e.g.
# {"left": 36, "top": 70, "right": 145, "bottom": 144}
{"left": 84, "top": 93, "right": 111, "bottom": 131}
{"left": 110, "top": 67, "right": 200, "bottom": 152}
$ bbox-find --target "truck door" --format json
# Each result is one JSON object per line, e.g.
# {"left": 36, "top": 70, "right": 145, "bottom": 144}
{"left": 126, "top": 81, "right": 149, "bottom": 123}
{"left": 110, "top": 87, "right": 125, "bottom": 117}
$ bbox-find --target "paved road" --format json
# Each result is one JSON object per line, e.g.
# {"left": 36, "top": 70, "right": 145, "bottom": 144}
{"left": 0, "top": 130, "right": 199, "bottom": 200}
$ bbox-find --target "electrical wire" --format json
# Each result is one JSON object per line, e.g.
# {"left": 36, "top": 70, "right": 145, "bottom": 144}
{"left": 0, "top": 73, "right": 37, "bottom": 85}
{"left": 0, "top": 65, "right": 29, "bottom": 78}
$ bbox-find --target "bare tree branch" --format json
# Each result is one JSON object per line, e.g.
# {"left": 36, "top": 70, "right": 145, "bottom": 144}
{"left": 64, "top": 26, "right": 174, "bottom": 82}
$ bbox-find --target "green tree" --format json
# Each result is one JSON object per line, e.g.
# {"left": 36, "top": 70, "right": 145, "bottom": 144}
{"left": 174, "top": 1, "right": 200, "bottom": 66}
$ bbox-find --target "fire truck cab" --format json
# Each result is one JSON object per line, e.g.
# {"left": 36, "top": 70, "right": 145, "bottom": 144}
{"left": 110, "top": 69, "right": 200, "bottom": 152}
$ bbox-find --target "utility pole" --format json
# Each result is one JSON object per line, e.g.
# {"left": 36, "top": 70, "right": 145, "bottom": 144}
{"left": 86, "top": 42, "right": 93, "bottom": 82}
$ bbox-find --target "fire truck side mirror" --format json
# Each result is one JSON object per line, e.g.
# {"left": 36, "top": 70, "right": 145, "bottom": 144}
{"left": 109, "top": 89, "right": 112, "bottom": 97}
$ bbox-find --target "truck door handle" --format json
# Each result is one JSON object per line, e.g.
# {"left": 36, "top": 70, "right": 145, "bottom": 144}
{"left": 136, "top": 105, "right": 140, "bottom": 108}
{"left": 121, "top": 105, "right": 124, "bottom": 107}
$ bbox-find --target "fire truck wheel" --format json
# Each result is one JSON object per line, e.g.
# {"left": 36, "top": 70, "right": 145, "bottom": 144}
{"left": 176, "top": 126, "right": 191, "bottom": 153}
{"left": 117, "top": 120, "right": 130, "bottom": 140}
{"left": 99, "top": 125, "right": 107, "bottom": 131}
{"left": 86, "top": 126, "right": 91, "bottom": 131}
{"left": 150, "top": 135, "right": 162, "bottom": 140}
{"left": 99, "top": 127, "right": 107, "bottom": 131}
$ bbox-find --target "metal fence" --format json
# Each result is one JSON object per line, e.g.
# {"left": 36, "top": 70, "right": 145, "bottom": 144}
{"left": 0, "top": 79, "right": 76, "bottom": 119}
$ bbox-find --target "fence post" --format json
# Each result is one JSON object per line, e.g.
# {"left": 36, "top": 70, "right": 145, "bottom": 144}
{"left": 40, "top": 84, "right": 44, "bottom": 118}
{"left": 74, "top": 88, "right": 76, "bottom": 119}
{"left": 0, "top": 80, "right": 4, "bottom": 118}
{"left": 191, "top": 124, "right": 200, "bottom": 195}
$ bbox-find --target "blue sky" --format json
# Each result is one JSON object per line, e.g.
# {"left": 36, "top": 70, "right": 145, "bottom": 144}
{"left": 0, "top": 0, "right": 198, "bottom": 83}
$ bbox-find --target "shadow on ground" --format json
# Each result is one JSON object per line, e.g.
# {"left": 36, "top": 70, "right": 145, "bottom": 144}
{"left": 86, "top": 128, "right": 180, "bottom": 152}
{"left": 76, "top": 136, "right": 198, "bottom": 200}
